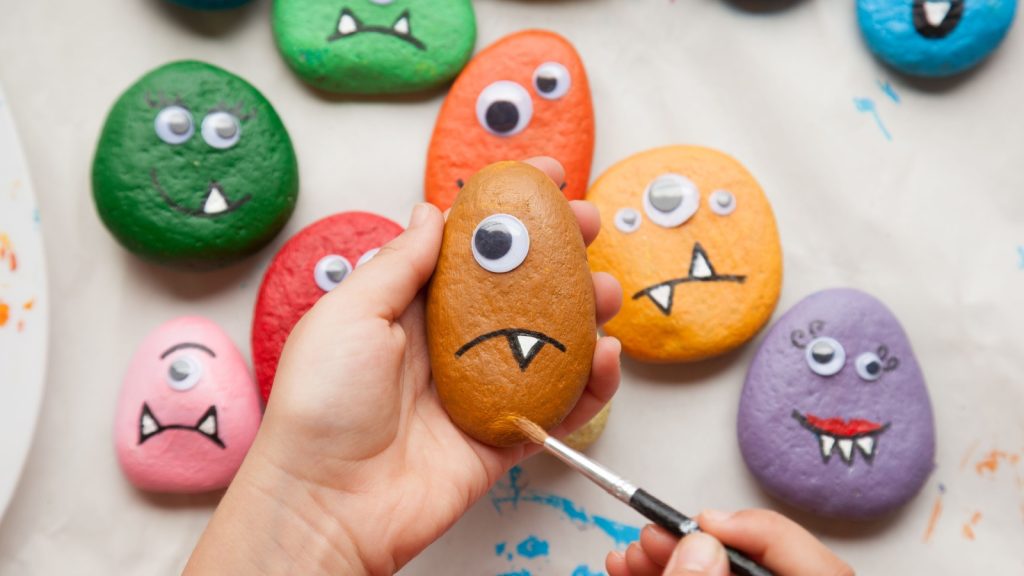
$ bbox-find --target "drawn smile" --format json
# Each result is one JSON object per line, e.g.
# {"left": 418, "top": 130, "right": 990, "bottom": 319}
{"left": 139, "top": 403, "right": 225, "bottom": 449}
{"left": 913, "top": 0, "right": 964, "bottom": 39}
{"left": 152, "top": 170, "right": 251, "bottom": 218}
{"left": 327, "top": 8, "right": 425, "bottom": 50}
{"left": 792, "top": 410, "right": 890, "bottom": 466}
{"left": 632, "top": 243, "right": 746, "bottom": 315}
{"left": 455, "top": 328, "right": 566, "bottom": 371}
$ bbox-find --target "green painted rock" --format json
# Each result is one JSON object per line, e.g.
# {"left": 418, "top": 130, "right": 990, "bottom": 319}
{"left": 92, "top": 61, "right": 299, "bottom": 269}
{"left": 272, "top": 0, "right": 476, "bottom": 95}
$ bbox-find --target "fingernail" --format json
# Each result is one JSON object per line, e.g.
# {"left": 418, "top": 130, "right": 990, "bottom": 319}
{"left": 643, "top": 524, "right": 677, "bottom": 548}
{"left": 409, "top": 203, "right": 430, "bottom": 229}
{"left": 666, "top": 533, "right": 720, "bottom": 572}
{"left": 700, "top": 509, "right": 733, "bottom": 523}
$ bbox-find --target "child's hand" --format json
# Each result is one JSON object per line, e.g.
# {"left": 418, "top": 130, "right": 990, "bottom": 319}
{"left": 186, "top": 158, "right": 623, "bottom": 576}
{"left": 605, "top": 510, "right": 853, "bottom": 576}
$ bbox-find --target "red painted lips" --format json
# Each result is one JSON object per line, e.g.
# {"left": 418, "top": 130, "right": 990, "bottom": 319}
{"left": 803, "top": 414, "right": 885, "bottom": 438}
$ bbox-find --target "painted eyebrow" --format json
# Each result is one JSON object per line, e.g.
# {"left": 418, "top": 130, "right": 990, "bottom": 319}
{"left": 160, "top": 342, "right": 216, "bottom": 360}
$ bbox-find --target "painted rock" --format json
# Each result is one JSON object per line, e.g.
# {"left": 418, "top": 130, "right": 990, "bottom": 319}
{"left": 857, "top": 0, "right": 1017, "bottom": 77}
{"left": 114, "top": 317, "right": 262, "bottom": 493}
{"left": 427, "top": 162, "right": 596, "bottom": 447}
{"left": 564, "top": 402, "right": 612, "bottom": 452}
{"left": 272, "top": 0, "right": 476, "bottom": 95}
{"left": 252, "top": 212, "right": 404, "bottom": 401}
{"left": 425, "top": 30, "right": 594, "bottom": 210}
{"left": 738, "top": 289, "right": 936, "bottom": 519}
{"left": 166, "top": 0, "right": 252, "bottom": 9}
{"left": 587, "top": 146, "right": 782, "bottom": 363}
{"left": 92, "top": 61, "right": 299, "bottom": 269}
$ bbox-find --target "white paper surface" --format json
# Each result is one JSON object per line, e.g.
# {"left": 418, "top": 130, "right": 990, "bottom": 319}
{"left": 1, "top": 0, "right": 1022, "bottom": 574}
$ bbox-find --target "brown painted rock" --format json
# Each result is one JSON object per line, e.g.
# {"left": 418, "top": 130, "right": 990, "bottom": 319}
{"left": 427, "top": 161, "right": 596, "bottom": 447}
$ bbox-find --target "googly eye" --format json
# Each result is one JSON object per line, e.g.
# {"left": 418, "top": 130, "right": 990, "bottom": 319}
{"left": 614, "top": 207, "right": 642, "bottom": 234}
{"left": 356, "top": 248, "right": 381, "bottom": 268}
{"left": 476, "top": 81, "right": 533, "bottom": 137}
{"left": 709, "top": 190, "right": 737, "bottom": 216}
{"left": 166, "top": 355, "right": 202, "bottom": 391}
{"left": 201, "top": 111, "right": 242, "bottom": 150}
{"left": 314, "top": 255, "right": 353, "bottom": 292}
{"left": 855, "top": 352, "right": 884, "bottom": 382}
{"left": 471, "top": 214, "right": 530, "bottom": 273}
{"left": 154, "top": 105, "right": 194, "bottom": 145}
{"left": 533, "top": 62, "right": 571, "bottom": 100}
{"left": 805, "top": 337, "right": 846, "bottom": 377}
{"left": 642, "top": 173, "right": 700, "bottom": 228}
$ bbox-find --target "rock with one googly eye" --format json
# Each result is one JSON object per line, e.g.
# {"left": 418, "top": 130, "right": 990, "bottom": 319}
{"left": 427, "top": 161, "right": 596, "bottom": 447}
{"left": 114, "top": 316, "right": 262, "bottom": 493}
{"left": 424, "top": 30, "right": 594, "bottom": 210}
{"left": 92, "top": 60, "right": 299, "bottom": 269}
{"left": 738, "top": 288, "right": 936, "bottom": 520}
{"left": 587, "top": 145, "right": 782, "bottom": 363}
{"left": 252, "top": 212, "right": 404, "bottom": 401}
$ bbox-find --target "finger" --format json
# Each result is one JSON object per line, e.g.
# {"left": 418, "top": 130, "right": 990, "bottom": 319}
{"left": 697, "top": 510, "right": 854, "bottom": 576}
{"left": 663, "top": 533, "right": 729, "bottom": 576}
{"left": 547, "top": 336, "right": 621, "bottom": 437}
{"left": 570, "top": 200, "right": 601, "bottom": 246}
{"left": 332, "top": 203, "right": 444, "bottom": 322}
{"left": 637, "top": 525, "right": 679, "bottom": 568}
{"left": 606, "top": 550, "right": 630, "bottom": 576}
{"left": 624, "top": 542, "right": 663, "bottom": 576}
{"left": 524, "top": 156, "right": 565, "bottom": 188}
{"left": 594, "top": 271, "right": 623, "bottom": 327}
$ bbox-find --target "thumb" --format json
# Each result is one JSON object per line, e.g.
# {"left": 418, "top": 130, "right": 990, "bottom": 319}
{"left": 663, "top": 533, "right": 730, "bottom": 576}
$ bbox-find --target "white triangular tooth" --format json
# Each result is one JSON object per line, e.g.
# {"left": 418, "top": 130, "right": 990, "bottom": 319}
{"left": 393, "top": 16, "right": 410, "bottom": 35}
{"left": 924, "top": 1, "right": 952, "bottom": 26}
{"left": 516, "top": 335, "right": 541, "bottom": 360}
{"left": 691, "top": 251, "right": 713, "bottom": 279}
{"left": 647, "top": 285, "right": 672, "bottom": 312}
{"left": 856, "top": 436, "right": 875, "bottom": 457}
{"left": 141, "top": 412, "right": 159, "bottom": 436}
{"left": 204, "top": 186, "right": 228, "bottom": 214}
{"left": 198, "top": 412, "right": 217, "bottom": 436}
{"left": 338, "top": 13, "right": 358, "bottom": 35}
{"left": 819, "top": 435, "right": 836, "bottom": 458}
{"left": 838, "top": 439, "right": 854, "bottom": 463}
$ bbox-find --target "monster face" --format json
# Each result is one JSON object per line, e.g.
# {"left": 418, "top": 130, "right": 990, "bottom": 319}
{"left": 252, "top": 212, "right": 404, "bottom": 401}
{"left": 738, "top": 289, "right": 936, "bottom": 519}
{"left": 273, "top": 0, "right": 476, "bottom": 94}
{"left": 425, "top": 30, "right": 594, "bottom": 210}
{"left": 587, "top": 146, "right": 782, "bottom": 363}
{"left": 857, "top": 0, "right": 1017, "bottom": 77}
{"left": 114, "top": 317, "right": 262, "bottom": 493}
{"left": 92, "top": 61, "right": 299, "bottom": 269}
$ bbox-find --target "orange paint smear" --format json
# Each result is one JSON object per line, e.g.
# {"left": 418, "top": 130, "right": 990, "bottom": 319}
{"left": 976, "top": 450, "right": 1011, "bottom": 476}
{"left": 0, "top": 301, "right": 8, "bottom": 326}
{"left": 922, "top": 495, "right": 943, "bottom": 543}
{"left": 17, "top": 319, "right": 23, "bottom": 332}
{"left": 962, "top": 511, "right": 982, "bottom": 541}
{"left": 0, "top": 233, "right": 15, "bottom": 272}
{"left": 960, "top": 440, "right": 980, "bottom": 470}
{"left": 22, "top": 298, "right": 33, "bottom": 311}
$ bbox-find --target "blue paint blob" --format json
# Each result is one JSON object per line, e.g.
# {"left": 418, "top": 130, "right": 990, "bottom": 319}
{"left": 497, "top": 571, "right": 531, "bottom": 576}
{"left": 571, "top": 565, "right": 606, "bottom": 576}
{"left": 495, "top": 542, "right": 507, "bottom": 556}
{"left": 592, "top": 516, "right": 642, "bottom": 547}
{"left": 857, "top": 0, "right": 1017, "bottom": 77}
{"left": 165, "top": 0, "right": 252, "bottom": 10}
{"left": 515, "top": 536, "right": 550, "bottom": 559}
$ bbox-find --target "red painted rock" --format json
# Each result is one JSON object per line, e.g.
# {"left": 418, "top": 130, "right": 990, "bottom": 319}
{"left": 252, "top": 212, "right": 403, "bottom": 401}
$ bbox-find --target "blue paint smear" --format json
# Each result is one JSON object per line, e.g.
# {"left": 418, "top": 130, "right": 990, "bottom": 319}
{"left": 876, "top": 79, "right": 900, "bottom": 104}
{"left": 498, "top": 571, "right": 531, "bottom": 576}
{"left": 1017, "top": 246, "right": 1024, "bottom": 269}
{"left": 853, "top": 98, "right": 892, "bottom": 142}
{"left": 592, "top": 516, "right": 642, "bottom": 547}
{"left": 571, "top": 565, "right": 605, "bottom": 576}
{"left": 516, "top": 535, "right": 550, "bottom": 559}
{"left": 495, "top": 542, "right": 506, "bottom": 556}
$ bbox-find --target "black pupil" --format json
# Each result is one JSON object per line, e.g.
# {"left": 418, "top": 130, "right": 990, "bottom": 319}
{"left": 811, "top": 344, "right": 834, "bottom": 364}
{"left": 536, "top": 75, "right": 557, "bottom": 94}
{"left": 866, "top": 361, "right": 881, "bottom": 375}
{"left": 485, "top": 101, "right": 520, "bottom": 133}
{"left": 169, "top": 360, "right": 190, "bottom": 381}
{"left": 475, "top": 222, "right": 513, "bottom": 260}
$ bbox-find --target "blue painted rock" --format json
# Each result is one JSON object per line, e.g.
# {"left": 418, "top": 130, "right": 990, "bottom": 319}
{"left": 857, "top": 0, "right": 1017, "bottom": 77}
{"left": 738, "top": 289, "right": 935, "bottom": 519}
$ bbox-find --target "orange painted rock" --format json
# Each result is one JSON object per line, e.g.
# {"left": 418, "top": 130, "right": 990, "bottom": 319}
{"left": 424, "top": 30, "right": 594, "bottom": 211}
{"left": 587, "top": 146, "right": 782, "bottom": 363}
{"left": 427, "top": 161, "right": 596, "bottom": 447}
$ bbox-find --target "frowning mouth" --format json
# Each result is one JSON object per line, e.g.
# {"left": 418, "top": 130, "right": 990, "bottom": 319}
{"left": 913, "top": 0, "right": 964, "bottom": 39}
{"left": 152, "top": 169, "right": 251, "bottom": 218}
{"left": 455, "top": 328, "right": 566, "bottom": 371}
{"left": 792, "top": 410, "right": 890, "bottom": 466}
{"left": 632, "top": 243, "right": 746, "bottom": 315}
{"left": 139, "top": 403, "right": 225, "bottom": 448}
{"left": 327, "top": 8, "right": 425, "bottom": 51}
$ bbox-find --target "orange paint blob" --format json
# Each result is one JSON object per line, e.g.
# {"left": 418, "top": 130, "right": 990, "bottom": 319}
{"left": 976, "top": 450, "right": 1011, "bottom": 476}
{"left": 425, "top": 30, "right": 594, "bottom": 210}
{"left": 23, "top": 298, "right": 34, "bottom": 311}
{"left": 0, "top": 301, "right": 8, "bottom": 327}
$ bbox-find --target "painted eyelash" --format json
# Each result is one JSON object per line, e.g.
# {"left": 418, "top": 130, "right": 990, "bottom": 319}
{"left": 210, "top": 100, "right": 256, "bottom": 121}
{"left": 145, "top": 91, "right": 186, "bottom": 109}
{"left": 876, "top": 345, "right": 900, "bottom": 372}
{"left": 790, "top": 320, "right": 826, "bottom": 349}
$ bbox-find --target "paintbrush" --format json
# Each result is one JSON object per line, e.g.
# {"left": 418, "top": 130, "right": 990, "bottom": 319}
{"left": 515, "top": 417, "right": 772, "bottom": 576}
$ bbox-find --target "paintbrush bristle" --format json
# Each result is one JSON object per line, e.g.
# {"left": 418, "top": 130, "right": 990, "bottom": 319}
{"left": 513, "top": 417, "right": 549, "bottom": 445}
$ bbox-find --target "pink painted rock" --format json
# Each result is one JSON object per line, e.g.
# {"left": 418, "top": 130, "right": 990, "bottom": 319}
{"left": 114, "top": 316, "right": 262, "bottom": 493}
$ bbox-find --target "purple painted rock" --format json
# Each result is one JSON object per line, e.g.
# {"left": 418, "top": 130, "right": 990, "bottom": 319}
{"left": 738, "top": 288, "right": 935, "bottom": 519}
